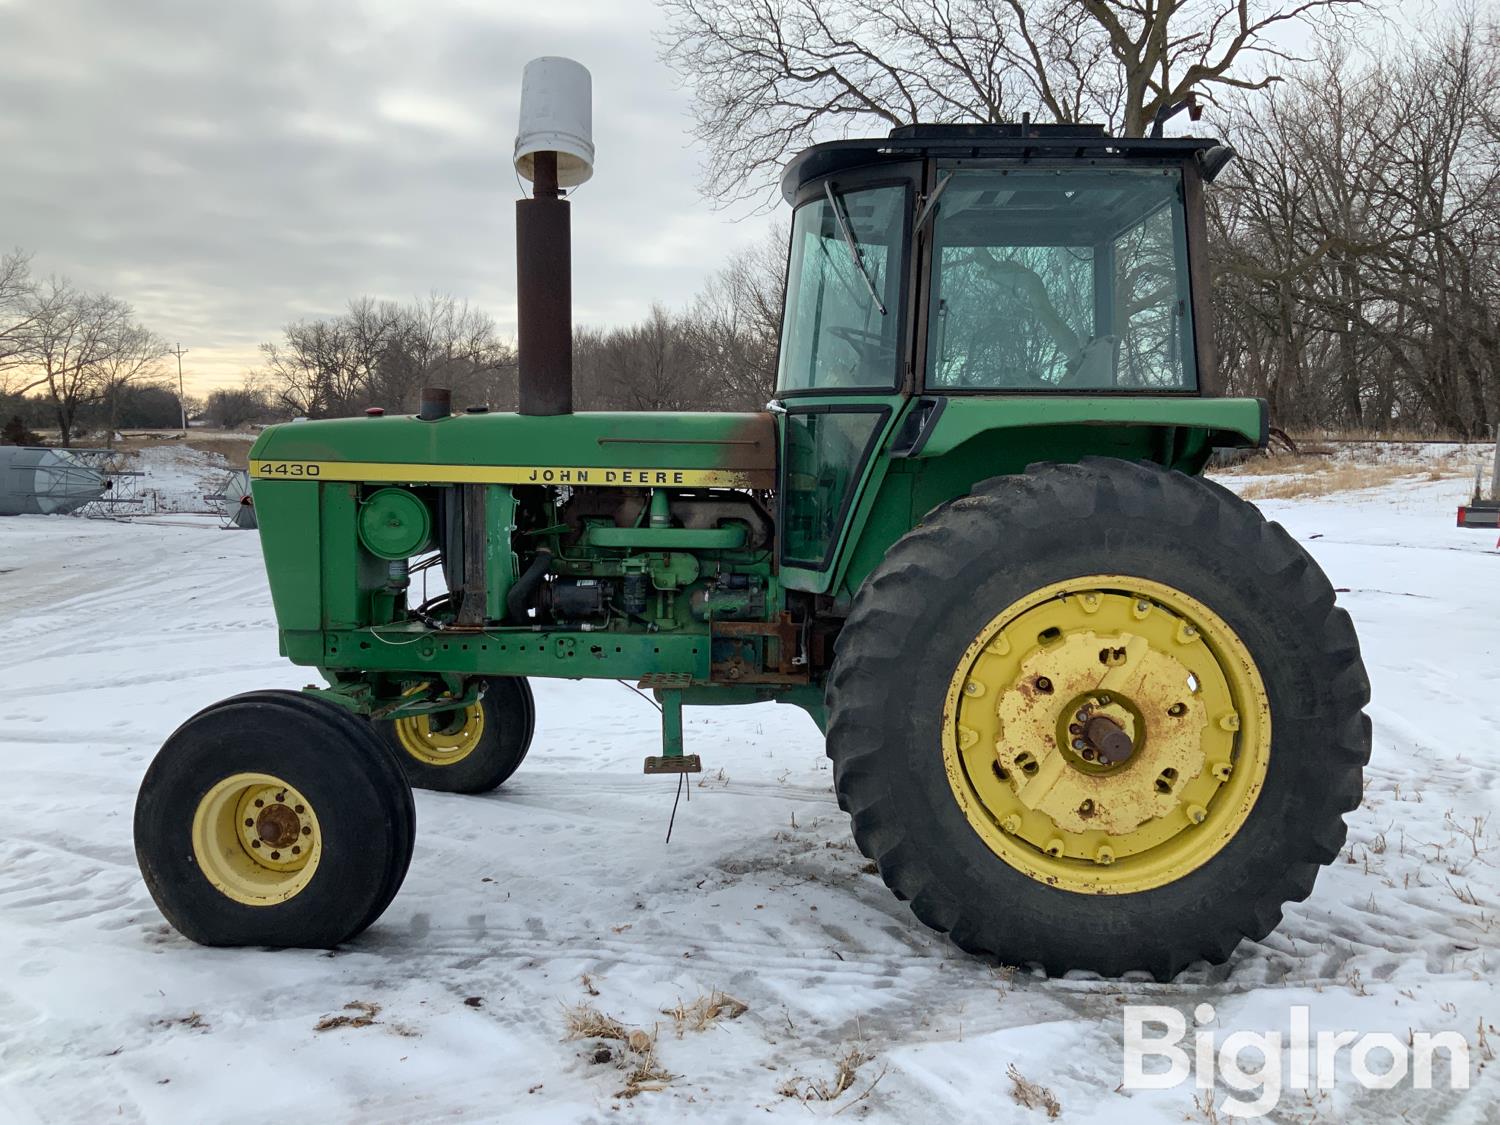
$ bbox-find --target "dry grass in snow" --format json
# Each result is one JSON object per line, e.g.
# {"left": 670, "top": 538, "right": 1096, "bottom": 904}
{"left": 1007, "top": 1062, "right": 1062, "bottom": 1118}
{"left": 1216, "top": 449, "right": 1475, "bottom": 500}
{"left": 662, "top": 991, "right": 749, "bottom": 1037}
{"left": 563, "top": 1003, "right": 674, "bottom": 1098}
{"left": 777, "top": 1043, "right": 883, "bottom": 1104}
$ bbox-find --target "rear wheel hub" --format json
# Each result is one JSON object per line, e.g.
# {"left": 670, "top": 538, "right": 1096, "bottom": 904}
{"left": 944, "top": 576, "right": 1270, "bottom": 893}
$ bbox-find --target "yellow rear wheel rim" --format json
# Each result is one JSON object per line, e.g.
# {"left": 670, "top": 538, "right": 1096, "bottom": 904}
{"left": 942, "top": 575, "right": 1270, "bottom": 894}
{"left": 191, "top": 772, "right": 322, "bottom": 905}
{"left": 393, "top": 701, "right": 486, "bottom": 767}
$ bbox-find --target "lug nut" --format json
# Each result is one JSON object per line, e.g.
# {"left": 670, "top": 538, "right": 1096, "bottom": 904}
{"left": 1069, "top": 723, "right": 1083, "bottom": 735}
{"left": 1035, "top": 677, "right": 1053, "bottom": 694}
{"left": 1186, "top": 805, "right": 1208, "bottom": 825}
{"left": 1072, "top": 738, "right": 1088, "bottom": 750}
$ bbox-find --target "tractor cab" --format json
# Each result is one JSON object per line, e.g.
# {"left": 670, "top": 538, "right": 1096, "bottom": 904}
{"left": 772, "top": 125, "right": 1246, "bottom": 592}
{"left": 776, "top": 124, "right": 1231, "bottom": 398}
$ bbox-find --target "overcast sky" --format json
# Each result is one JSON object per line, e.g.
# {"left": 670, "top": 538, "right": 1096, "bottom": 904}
{"left": 0, "top": 0, "right": 773, "bottom": 393}
{"left": 1, "top": 0, "right": 1444, "bottom": 396}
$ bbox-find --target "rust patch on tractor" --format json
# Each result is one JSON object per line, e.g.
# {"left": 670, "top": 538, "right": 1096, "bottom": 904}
{"left": 594, "top": 412, "right": 776, "bottom": 489}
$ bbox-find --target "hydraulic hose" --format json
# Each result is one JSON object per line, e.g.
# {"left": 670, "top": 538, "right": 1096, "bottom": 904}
{"left": 506, "top": 547, "right": 553, "bottom": 624}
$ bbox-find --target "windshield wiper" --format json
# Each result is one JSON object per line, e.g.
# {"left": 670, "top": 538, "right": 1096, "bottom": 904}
{"left": 824, "top": 181, "right": 887, "bottom": 316}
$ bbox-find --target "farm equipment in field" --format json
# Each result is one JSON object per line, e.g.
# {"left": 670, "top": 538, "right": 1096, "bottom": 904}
{"left": 134, "top": 59, "right": 1371, "bottom": 978}
{"left": 1456, "top": 435, "right": 1499, "bottom": 531}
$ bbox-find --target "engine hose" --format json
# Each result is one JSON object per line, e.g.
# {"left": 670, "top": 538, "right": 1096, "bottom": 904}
{"left": 506, "top": 547, "right": 553, "bottom": 624}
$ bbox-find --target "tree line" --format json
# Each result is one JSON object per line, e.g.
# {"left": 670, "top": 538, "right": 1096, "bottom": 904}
{"left": 9, "top": 1, "right": 1496, "bottom": 439}
{"left": 1210, "top": 21, "right": 1500, "bottom": 436}
{"left": 654, "top": 0, "right": 1500, "bottom": 437}
{"left": 0, "top": 251, "right": 176, "bottom": 446}
{"left": 250, "top": 227, "right": 787, "bottom": 419}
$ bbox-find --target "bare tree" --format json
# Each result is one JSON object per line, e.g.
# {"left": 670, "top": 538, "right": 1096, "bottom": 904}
{"left": 658, "top": 0, "right": 1372, "bottom": 202}
{"left": 92, "top": 322, "right": 169, "bottom": 445}
{"left": 23, "top": 280, "right": 132, "bottom": 446}
{"left": 683, "top": 222, "right": 788, "bottom": 407}
{"left": 1211, "top": 12, "right": 1500, "bottom": 435}
{"left": 260, "top": 303, "right": 393, "bottom": 418}
{"left": 206, "top": 377, "right": 274, "bottom": 429}
{"left": 0, "top": 250, "right": 38, "bottom": 382}
{"left": 576, "top": 304, "right": 696, "bottom": 411}
{"left": 258, "top": 294, "right": 516, "bottom": 417}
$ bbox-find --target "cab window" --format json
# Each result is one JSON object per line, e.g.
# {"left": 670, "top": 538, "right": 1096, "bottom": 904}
{"left": 777, "top": 184, "right": 907, "bottom": 393}
{"left": 926, "top": 167, "right": 1196, "bottom": 391}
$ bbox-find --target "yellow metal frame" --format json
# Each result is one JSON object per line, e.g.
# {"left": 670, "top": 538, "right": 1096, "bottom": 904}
{"left": 941, "top": 575, "right": 1270, "bottom": 894}
{"left": 190, "top": 773, "right": 322, "bottom": 905}
{"left": 393, "top": 701, "right": 486, "bottom": 767}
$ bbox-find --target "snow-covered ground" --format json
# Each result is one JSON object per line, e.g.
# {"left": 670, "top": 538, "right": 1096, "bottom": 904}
{"left": 0, "top": 461, "right": 1496, "bottom": 1123}
{"left": 124, "top": 443, "right": 245, "bottom": 514}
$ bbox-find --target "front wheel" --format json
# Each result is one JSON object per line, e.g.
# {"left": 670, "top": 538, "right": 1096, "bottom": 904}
{"left": 134, "top": 690, "right": 416, "bottom": 948}
{"left": 826, "top": 458, "right": 1370, "bottom": 978}
{"left": 381, "top": 677, "right": 534, "bottom": 794}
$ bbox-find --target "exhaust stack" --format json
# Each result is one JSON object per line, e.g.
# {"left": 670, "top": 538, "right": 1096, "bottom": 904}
{"left": 514, "top": 57, "right": 594, "bottom": 416}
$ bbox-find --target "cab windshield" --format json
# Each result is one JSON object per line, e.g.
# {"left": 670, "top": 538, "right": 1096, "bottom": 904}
{"left": 777, "top": 184, "right": 907, "bottom": 393}
{"left": 926, "top": 167, "right": 1197, "bottom": 391}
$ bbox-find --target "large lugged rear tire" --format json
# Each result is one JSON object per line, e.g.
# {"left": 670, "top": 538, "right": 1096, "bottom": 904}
{"left": 380, "top": 677, "right": 534, "bottom": 794}
{"left": 825, "top": 458, "right": 1370, "bottom": 978}
{"left": 135, "top": 690, "right": 416, "bottom": 948}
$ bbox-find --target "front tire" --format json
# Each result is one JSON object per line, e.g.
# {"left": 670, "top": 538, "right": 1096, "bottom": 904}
{"left": 381, "top": 677, "right": 534, "bottom": 794}
{"left": 135, "top": 690, "right": 416, "bottom": 948}
{"left": 825, "top": 458, "right": 1370, "bottom": 978}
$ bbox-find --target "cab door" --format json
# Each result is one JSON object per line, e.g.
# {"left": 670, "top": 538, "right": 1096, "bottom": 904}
{"left": 773, "top": 166, "right": 921, "bottom": 593}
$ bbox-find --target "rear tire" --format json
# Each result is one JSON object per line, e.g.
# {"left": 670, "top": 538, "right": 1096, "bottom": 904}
{"left": 135, "top": 690, "right": 416, "bottom": 948}
{"left": 381, "top": 677, "right": 534, "bottom": 794}
{"left": 825, "top": 458, "right": 1370, "bottom": 978}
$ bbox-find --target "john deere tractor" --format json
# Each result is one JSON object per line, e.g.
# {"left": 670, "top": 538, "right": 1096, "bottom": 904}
{"left": 134, "top": 60, "right": 1370, "bottom": 978}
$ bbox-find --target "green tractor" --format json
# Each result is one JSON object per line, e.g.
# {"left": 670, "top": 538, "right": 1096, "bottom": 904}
{"left": 134, "top": 62, "right": 1369, "bottom": 977}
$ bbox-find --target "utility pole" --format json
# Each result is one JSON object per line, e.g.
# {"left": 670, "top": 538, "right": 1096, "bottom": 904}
{"left": 168, "top": 343, "right": 188, "bottom": 435}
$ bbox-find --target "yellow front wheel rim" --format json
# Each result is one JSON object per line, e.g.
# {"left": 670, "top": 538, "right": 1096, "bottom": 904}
{"left": 191, "top": 773, "right": 322, "bottom": 905}
{"left": 393, "top": 701, "right": 486, "bottom": 767}
{"left": 942, "top": 575, "right": 1270, "bottom": 894}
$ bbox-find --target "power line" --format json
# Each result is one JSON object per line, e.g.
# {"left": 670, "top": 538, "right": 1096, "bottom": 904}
{"left": 167, "top": 343, "right": 188, "bottom": 435}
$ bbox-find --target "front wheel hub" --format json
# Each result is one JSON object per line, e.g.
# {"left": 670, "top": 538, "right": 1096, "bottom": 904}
{"left": 944, "top": 576, "right": 1270, "bottom": 893}
{"left": 191, "top": 773, "right": 323, "bottom": 904}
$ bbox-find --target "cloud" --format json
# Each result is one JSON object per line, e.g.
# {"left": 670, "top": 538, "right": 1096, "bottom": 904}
{"left": 0, "top": 0, "right": 775, "bottom": 391}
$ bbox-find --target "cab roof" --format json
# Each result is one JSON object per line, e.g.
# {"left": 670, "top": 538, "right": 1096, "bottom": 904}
{"left": 780, "top": 123, "right": 1223, "bottom": 202}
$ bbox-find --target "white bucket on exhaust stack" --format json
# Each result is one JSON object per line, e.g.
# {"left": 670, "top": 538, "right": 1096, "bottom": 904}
{"left": 514, "top": 56, "right": 594, "bottom": 188}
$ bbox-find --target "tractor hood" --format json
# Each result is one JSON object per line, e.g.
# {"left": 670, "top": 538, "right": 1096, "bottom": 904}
{"left": 248, "top": 410, "right": 777, "bottom": 490}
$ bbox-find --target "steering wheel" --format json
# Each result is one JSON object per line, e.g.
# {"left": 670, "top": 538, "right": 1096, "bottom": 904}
{"left": 827, "top": 325, "right": 893, "bottom": 372}
{"left": 828, "top": 325, "right": 885, "bottom": 348}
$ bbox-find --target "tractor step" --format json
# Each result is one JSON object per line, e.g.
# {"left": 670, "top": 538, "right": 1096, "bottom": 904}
{"left": 644, "top": 754, "right": 702, "bottom": 775}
